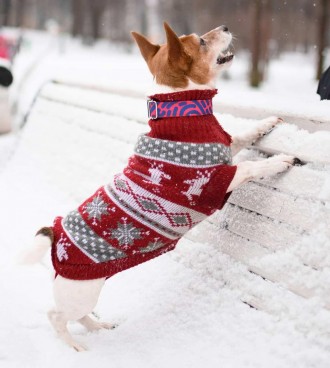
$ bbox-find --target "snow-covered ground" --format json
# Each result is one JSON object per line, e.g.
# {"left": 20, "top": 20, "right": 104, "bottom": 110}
{"left": 0, "top": 30, "right": 329, "bottom": 368}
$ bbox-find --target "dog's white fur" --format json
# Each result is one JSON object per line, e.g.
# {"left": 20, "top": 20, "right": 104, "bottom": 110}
{"left": 23, "top": 26, "right": 295, "bottom": 352}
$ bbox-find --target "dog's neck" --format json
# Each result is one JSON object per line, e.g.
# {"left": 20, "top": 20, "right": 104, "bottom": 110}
{"left": 146, "top": 88, "right": 231, "bottom": 145}
{"left": 150, "top": 79, "right": 216, "bottom": 95}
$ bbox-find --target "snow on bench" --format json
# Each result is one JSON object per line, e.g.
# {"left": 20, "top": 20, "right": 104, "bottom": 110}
{"left": 17, "top": 81, "right": 330, "bottom": 329}
{"left": 0, "top": 86, "right": 11, "bottom": 133}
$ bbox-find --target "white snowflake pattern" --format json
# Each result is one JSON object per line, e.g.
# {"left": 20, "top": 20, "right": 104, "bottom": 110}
{"left": 83, "top": 192, "right": 115, "bottom": 225}
{"left": 139, "top": 237, "right": 165, "bottom": 253}
{"left": 110, "top": 217, "right": 148, "bottom": 249}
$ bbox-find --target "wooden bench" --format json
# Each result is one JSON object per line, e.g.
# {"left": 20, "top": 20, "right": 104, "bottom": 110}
{"left": 18, "top": 80, "right": 330, "bottom": 334}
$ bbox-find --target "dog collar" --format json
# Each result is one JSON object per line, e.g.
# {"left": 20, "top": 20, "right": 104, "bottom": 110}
{"left": 147, "top": 98, "right": 213, "bottom": 120}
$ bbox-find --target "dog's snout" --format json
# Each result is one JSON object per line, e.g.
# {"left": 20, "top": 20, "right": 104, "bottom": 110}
{"left": 221, "top": 25, "right": 229, "bottom": 32}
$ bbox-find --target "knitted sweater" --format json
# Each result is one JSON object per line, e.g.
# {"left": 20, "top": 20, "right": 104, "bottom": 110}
{"left": 51, "top": 89, "right": 237, "bottom": 280}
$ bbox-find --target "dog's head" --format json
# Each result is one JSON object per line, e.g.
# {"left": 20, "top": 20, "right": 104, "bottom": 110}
{"left": 131, "top": 22, "right": 233, "bottom": 89}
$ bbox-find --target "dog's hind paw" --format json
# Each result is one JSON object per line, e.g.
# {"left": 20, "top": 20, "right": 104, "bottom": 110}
{"left": 78, "top": 315, "right": 118, "bottom": 332}
{"left": 71, "top": 341, "right": 88, "bottom": 352}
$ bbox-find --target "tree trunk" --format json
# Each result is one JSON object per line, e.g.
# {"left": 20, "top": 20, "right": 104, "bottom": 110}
{"left": 316, "top": 0, "right": 329, "bottom": 80}
{"left": 261, "top": 0, "right": 272, "bottom": 75}
{"left": 90, "top": 0, "right": 105, "bottom": 41}
{"left": 9, "top": 0, "right": 26, "bottom": 28}
{"left": 72, "top": 0, "right": 84, "bottom": 37}
{"left": 0, "top": 0, "right": 11, "bottom": 27}
{"left": 250, "top": 0, "right": 263, "bottom": 87}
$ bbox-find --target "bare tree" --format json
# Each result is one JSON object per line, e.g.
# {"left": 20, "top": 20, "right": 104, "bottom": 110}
{"left": 14, "top": 0, "right": 26, "bottom": 27}
{"left": 106, "top": 0, "right": 130, "bottom": 43}
{"left": 316, "top": 0, "right": 329, "bottom": 80}
{"left": 0, "top": 0, "right": 11, "bottom": 27}
{"left": 249, "top": 0, "right": 272, "bottom": 87}
{"left": 72, "top": 0, "right": 84, "bottom": 37}
{"left": 89, "top": 0, "right": 106, "bottom": 41}
{"left": 0, "top": 0, "right": 324, "bottom": 58}
{"left": 250, "top": 0, "right": 263, "bottom": 87}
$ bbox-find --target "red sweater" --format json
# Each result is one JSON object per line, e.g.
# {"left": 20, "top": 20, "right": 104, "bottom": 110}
{"left": 51, "top": 89, "right": 237, "bottom": 280}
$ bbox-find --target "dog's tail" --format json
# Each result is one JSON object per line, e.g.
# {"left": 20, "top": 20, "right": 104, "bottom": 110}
{"left": 18, "top": 227, "right": 54, "bottom": 265}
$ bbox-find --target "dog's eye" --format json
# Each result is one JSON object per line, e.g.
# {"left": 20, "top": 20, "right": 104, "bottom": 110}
{"left": 200, "top": 38, "right": 206, "bottom": 46}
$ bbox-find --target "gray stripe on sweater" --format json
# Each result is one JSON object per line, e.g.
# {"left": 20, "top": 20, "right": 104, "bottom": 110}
{"left": 134, "top": 134, "right": 232, "bottom": 167}
{"left": 62, "top": 210, "right": 126, "bottom": 263}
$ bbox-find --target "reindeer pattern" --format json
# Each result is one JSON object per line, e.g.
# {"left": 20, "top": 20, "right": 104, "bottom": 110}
{"left": 145, "top": 163, "right": 172, "bottom": 185}
{"left": 181, "top": 169, "right": 215, "bottom": 202}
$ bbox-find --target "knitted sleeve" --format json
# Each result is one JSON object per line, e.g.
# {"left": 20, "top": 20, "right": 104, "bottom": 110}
{"left": 200, "top": 164, "right": 237, "bottom": 210}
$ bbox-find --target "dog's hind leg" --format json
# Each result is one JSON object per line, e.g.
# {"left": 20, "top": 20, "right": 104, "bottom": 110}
{"left": 49, "top": 275, "right": 106, "bottom": 351}
{"left": 48, "top": 309, "right": 87, "bottom": 352}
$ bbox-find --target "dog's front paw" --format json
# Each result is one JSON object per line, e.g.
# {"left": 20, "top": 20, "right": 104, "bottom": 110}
{"left": 262, "top": 115, "right": 283, "bottom": 126}
{"left": 263, "top": 154, "right": 295, "bottom": 176}
{"left": 257, "top": 116, "right": 283, "bottom": 137}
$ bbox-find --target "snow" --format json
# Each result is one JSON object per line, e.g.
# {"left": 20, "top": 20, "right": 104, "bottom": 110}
{"left": 217, "top": 52, "right": 330, "bottom": 123}
{"left": 0, "top": 131, "right": 17, "bottom": 170}
{"left": 0, "top": 30, "right": 330, "bottom": 367}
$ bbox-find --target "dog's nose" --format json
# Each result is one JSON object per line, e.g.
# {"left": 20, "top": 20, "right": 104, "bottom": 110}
{"left": 221, "top": 25, "right": 229, "bottom": 32}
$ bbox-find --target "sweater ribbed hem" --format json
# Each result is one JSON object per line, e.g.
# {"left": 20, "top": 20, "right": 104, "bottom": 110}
{"left": 51, "top": 227, "right": 177, "bottom": 280}
{"left": 147, "top": 115, "right": 232, "bottom": 144}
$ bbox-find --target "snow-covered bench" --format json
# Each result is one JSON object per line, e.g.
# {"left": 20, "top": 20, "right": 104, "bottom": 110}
{"left": 0, "top": 86, "right": 11, "bottom": 133}
{"left": 11, "top": 81, "right": 330, "bottom": 329}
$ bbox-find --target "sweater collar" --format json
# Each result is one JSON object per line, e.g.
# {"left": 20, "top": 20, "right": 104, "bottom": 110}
{"left": 146, "top": 89, "right": 228, "bottom": 144}
{"left": 147, "top": 90, "right": 217, "bottom": 120}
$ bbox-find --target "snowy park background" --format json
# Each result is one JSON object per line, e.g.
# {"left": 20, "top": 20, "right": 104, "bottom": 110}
{"left": 0, "top": 1, "right": 330, "bottom": 367}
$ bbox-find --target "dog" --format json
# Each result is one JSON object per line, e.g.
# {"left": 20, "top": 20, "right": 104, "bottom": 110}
{"left": 22, "top": 23, "right": 295, "bottom": 351}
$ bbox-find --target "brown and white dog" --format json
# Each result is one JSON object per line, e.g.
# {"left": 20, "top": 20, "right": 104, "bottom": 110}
{"left": 22, "top": 23, "right": 295, "bottom": 351}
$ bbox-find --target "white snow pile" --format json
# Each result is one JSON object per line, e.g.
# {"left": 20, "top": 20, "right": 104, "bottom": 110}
{"left": 0, "top": 30, "right": 330, "bottom": 368}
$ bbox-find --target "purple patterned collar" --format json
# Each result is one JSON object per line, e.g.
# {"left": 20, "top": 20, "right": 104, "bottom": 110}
{"left": 147, "top": 98, "right": 213, "bottom": 120}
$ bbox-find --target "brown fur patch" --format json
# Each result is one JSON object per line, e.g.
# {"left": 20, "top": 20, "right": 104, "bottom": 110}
{"left": 132, "top": 23, "right": 223, "bottom": 89}
{"left": 36, "top": 227, "right": 54, "bottom": 242}
{"left": 149, "top": 34, "right": 215, "bottom": 88}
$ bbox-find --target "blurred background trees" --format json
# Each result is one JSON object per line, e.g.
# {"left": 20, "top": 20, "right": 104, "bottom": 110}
{"left": 0, "top": 0, "right": 329, "bottom": 87}
{"left": 316, "top": 0, "right": 329, "bottom": 80}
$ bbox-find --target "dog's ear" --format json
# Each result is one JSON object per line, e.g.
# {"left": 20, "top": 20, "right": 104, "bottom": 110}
{"left": 131, "top": 31, "right": 160, "bottom": 62}
{"left": 163, "top": 22, "right": 187, "bottom": 64}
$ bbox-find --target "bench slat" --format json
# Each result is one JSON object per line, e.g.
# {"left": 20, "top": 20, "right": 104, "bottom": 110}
{"left": 180, "top": 236, "right": 330, "bottom": 337}
{"left": 219, "top": 204, "right": 303, "bottom": 249}
{"left": 227, "top": 182, "right": 330, "bottom": 231}
{"left": 186, "top": 223, "right": 330, "bottom": 308}
{"left": 40, "top": 83, "right": 147, "bottom": 124}
{"left": 35, "top": 98, "right": 146, "bottom": 144}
